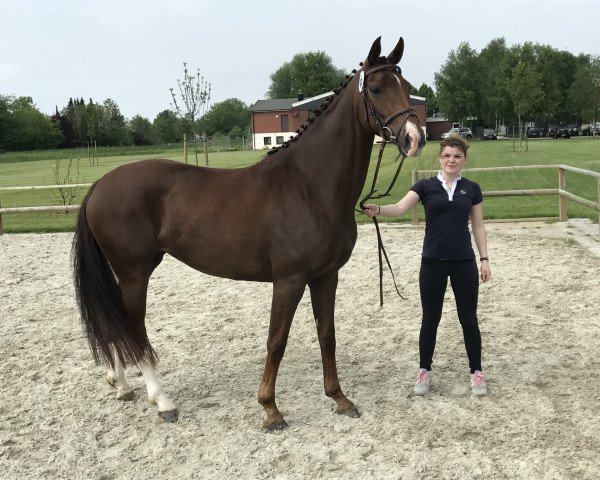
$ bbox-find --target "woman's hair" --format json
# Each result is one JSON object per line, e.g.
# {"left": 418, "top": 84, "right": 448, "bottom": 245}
{"left": 439, "top": 135, "right": 469, "bottom": 157}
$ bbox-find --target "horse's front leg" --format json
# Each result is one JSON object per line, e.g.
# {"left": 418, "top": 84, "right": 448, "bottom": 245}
{"left": 258, "top": 279, "right": 306, "bottom": 432}
{"left": 309, "top": 270, "right": 359, "bottom": 418}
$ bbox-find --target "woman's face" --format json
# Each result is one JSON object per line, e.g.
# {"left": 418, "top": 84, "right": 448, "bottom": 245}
{"left": 439, "top": 146, "right": 466, "bottom": 176}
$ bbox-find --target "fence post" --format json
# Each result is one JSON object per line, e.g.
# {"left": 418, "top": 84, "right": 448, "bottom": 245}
{"left": 558, "top": 167, "right": 567, "bottom": 221}
{"left": 411, "top": 170, "right": 419, "bottom": 225}
{"left": 0, "top": 197, "right": 3, "bottom": 235}
{"left": 183, "top": 134, "right": 188, "bottom": 163}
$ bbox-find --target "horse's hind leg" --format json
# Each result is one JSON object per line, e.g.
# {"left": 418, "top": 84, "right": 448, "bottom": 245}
{"left": 309, "top": 270, "right": 359, "bottom": 418}
{"left": 139, "top": 357, "right": 178, "bottom": 422}
{"left": 107, "top": 347, "right": 135, "bottom": 400}
{"left": 119, "top": 275, "right": 178, "bottom": 422}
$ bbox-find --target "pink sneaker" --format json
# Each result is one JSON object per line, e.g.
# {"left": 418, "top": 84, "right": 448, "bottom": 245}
{"left": 470, "top": 370, "right": 487, "bottom": 396}
{"left": 414, "top": 368, "right": 431, "bottom": 395}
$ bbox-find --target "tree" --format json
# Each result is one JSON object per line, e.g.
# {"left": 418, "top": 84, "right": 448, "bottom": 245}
{"left": 0, "top": 95, "right": 16, "bottom": 151}
{"left": 97, "top": 98, "right": 128, "bottom": 146}
{"left": 198, "top": 98, "right": 250, "bottom": 137}
{"left": 508, "top": 60, "right": 543, "bottom": 149}
{"left": 267, "top": 51, "right": 346, "bottom": 99}
{"left": 435, "top": 42, "right": 481, "bottom": 125}
{"left": 5, "top": 96, "right": 62, "bottom": 150}
{"left": 568, "top": 56, "right": 600, "bottom": 131}
{"left": 414, "top": 83, "right": 438, "bottom": 118}
{"left": 478, "top": 38, "right": 511, "bottom": 128}
{"left": 170, "top": 62, "right": 211, "bottom": 165}
{"left": 153, "top": 109, "right": 183, "bottom": 144}
{"left": 67, "top": 98, "right": 88, "bottom": 146}
{"left": 128, "top": 115, "right": 155, "bottom": 145}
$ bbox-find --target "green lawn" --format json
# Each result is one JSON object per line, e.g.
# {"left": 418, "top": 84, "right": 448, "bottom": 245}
{"left": 1, "top": 138, "right": 599, "bottom": 233}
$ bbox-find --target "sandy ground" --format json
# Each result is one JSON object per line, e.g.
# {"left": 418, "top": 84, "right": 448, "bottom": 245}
{"left": 1, "top": 220, "right": 599, "bottom": 479}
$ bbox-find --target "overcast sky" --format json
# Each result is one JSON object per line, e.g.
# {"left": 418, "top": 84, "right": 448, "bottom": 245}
{"left": 1, "top": 0, "right": 598, "bottom": 120}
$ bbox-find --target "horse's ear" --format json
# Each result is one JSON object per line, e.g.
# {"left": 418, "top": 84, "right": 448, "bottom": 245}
{"left": 366, "top": 36, "right": 382, "bottom": 65}
{"left": 387, "top": 37, "right": 404, "bottom": 64}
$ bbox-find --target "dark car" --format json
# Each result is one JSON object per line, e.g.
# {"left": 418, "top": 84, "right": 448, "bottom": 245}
{"left": 527, "top": 127, "right": 541, "bottom": 138}
{"left": 481, "top": 128, "right": 497, "bottom": 140}
{"left": 552, "top": 127, "right": 571, "bottom": 139}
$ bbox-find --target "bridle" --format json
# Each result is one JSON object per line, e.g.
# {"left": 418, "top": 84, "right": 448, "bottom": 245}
{"left": 360, "top": 64, "right": 419, "bottom": 144}
{"left": 357, "top": 63, "right": 421, "bottom": 306}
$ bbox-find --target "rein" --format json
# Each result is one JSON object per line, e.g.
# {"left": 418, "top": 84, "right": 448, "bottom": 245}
{"left": 357, "top": 63, "right": 420, "bottom": 307}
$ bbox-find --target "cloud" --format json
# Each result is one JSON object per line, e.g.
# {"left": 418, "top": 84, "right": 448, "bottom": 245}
{"left": 0, "top": 64, "right": 19, "bottom": 81}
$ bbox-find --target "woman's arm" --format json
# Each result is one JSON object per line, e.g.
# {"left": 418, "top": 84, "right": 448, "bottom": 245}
{"left": 470, "top": 202, "right": 491, "bottom": 282}
{"left": 362, "top": 190, "right": 420, "bottom": 218}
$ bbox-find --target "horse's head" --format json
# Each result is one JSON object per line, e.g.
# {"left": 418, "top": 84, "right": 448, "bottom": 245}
{"left": 358, "top": 37, "right": 425, "bottom": 157}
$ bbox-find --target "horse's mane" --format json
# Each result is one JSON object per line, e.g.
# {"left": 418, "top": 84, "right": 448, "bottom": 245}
{"left": 263, "top": 56, "right": 395, "bottom": 158}
{"left": 264, "top": 68, "right": 359, "bottom": 157}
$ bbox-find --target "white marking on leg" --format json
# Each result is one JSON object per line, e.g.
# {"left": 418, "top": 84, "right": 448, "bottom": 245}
{"left": 107, "top": 349, "right": 134, "bottom": 400}
{"left": 139, "top": 358, "right": 176, "bottom": 413}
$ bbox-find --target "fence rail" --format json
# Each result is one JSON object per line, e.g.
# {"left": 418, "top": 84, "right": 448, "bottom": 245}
{"left": 410, "top": 164, "right": 600, "bottom": 233}
{"left": 1, "top": 165, "right": 599, "bottom": 235}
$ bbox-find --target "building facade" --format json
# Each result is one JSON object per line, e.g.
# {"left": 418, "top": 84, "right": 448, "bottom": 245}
{"left": 251, "top": 93, "right": 426, "bottom": 150}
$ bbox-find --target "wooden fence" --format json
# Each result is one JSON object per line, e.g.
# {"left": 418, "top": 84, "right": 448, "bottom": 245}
{"left": 0, "top": 183, "right": 91, "bottom": 234}
{"left": 1, "top": 165, "right": 599, "bottom": 235}
{"left": 411, "top": 165, "right": 600, "bottom": 234}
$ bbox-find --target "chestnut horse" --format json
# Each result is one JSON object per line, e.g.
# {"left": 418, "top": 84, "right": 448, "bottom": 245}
{"left": 72, "top": 36, "right": 424, "bottom": 430}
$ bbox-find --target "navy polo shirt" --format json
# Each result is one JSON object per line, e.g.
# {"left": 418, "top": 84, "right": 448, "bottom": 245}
{"left": 411, "top": 176, "right": 483, "bottom": 260}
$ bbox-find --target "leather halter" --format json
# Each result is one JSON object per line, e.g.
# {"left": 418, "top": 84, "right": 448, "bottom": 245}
{"left": 361, "top": 64, "right": 419, "bottom": 143}
{"left": 358, "top": 63, "right": 420, "bottom": 306}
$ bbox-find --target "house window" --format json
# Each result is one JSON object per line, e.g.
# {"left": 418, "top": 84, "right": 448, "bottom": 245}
{"left": 263, "top": 137, "right": 272, "bottom": 145}
{"left": 276, "top": 136, "right": 284, "bottom": 145}
{"left": 280, "top": 114, "right": 289, "bottom": 132}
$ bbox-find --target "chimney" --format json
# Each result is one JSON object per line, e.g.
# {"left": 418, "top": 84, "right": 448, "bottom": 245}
{"left": 297, "top": 93, "right": 304, "bottom": 101}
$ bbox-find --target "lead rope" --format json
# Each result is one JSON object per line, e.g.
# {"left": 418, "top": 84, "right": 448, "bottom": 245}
{"left": 356, "top": 141, "right": 407, "bottom": 306}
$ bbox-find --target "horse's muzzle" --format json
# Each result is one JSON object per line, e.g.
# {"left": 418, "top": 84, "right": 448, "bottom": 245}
{"left": 399, "top": 120, "right": 425, "bottom": 157}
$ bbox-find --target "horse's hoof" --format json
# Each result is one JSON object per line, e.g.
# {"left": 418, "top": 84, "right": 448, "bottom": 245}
{"left": 263, "top": 418, "right": 288, "bottom": 433}
{"left": 158, "top": 409, "right": 179, "bottom": 423}
{"left": 337, "top": 406, "right": 361, "bottom": 418}
{"left": 117, "top": 390, "right": 135, "bottom": 401}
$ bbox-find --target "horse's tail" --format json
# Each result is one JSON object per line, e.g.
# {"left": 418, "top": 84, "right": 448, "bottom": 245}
{"left": 72, "top": 183, "right": 157, "bottom": 368}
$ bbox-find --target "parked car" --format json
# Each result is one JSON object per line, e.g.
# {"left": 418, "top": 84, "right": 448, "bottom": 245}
{"left": 441, "top": 127, "right": 473, "bottom": 140}
{"left": 527, "top": 127, "right": 541, "bottom": 138}
{"left": 584, "top": 123, "right": 600, "bottom": 136}
{"left": 481, "top": 128, "right": 497, "bottom": 140}
{"left": 568, "top": 125, "right": 579, "bottom": 137}
{"left": 552, "top": 127, "right": 571, "bottom": 139}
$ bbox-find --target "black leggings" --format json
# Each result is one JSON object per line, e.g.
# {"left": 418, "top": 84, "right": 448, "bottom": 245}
{"left": 418, "top": 257, "right": 482, "bottom": 374}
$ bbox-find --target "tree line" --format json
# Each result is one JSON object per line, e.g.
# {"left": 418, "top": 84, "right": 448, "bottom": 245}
{"left": 0, "top": 94, "right": 252, "bottom": 152}
{"left": 433, "top": 38, "right": 600, "bottom": 130}
{"left": 2, "top": 39, "right": 599, "bottom": 153}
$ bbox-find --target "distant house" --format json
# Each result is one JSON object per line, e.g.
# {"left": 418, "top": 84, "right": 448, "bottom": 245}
{"left": 426, "top": 115, "right": 453, "bottom": 140}
{"left": 250, "top": 93, "right": 427, "bottom": 150}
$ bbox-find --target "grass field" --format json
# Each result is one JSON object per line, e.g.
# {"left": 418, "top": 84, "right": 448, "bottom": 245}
{"left": 1, "top": 138, "right": 599, "bottom": 233}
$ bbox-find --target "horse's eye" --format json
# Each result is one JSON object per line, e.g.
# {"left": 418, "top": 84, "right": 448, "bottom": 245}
{"left": 371, "top": 86, "right": 382, "bottom": 95}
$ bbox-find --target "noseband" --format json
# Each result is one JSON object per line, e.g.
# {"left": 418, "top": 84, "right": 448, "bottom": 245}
{"left": 361, "top": 64, "right": 419, "bottom": 143}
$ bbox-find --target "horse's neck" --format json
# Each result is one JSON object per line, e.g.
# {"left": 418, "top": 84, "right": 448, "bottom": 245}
{"left": 289, "top": 90, "right": 375, "bottom": 210}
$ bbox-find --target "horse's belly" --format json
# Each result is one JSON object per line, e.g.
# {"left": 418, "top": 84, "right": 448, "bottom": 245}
{"left": 166, "top": 245, "right": 273, "bottom": 283}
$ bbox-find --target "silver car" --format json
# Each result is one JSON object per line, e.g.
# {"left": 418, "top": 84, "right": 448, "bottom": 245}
{"left": 441, "top": 127, "right": 473, "bottom": 140}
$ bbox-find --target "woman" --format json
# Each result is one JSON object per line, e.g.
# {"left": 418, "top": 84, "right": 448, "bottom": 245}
{"left": 363, "top": 135, "right": 491, "bottom": 396}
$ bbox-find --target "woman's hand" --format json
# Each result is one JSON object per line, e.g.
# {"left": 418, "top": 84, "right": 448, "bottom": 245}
{"left": 362, "top": 204, "right": 380, "bottom": 218}
{"left": 480, "top": 261, "right": 491, "bottom": 283}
